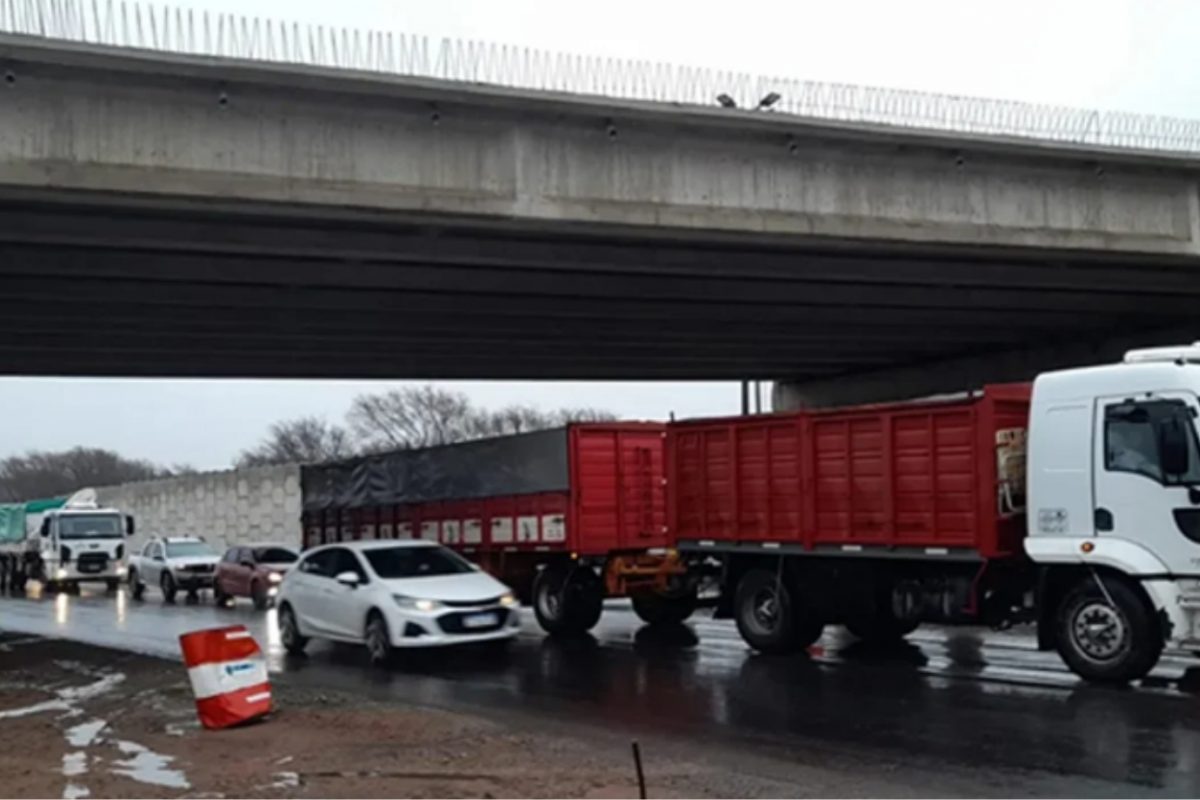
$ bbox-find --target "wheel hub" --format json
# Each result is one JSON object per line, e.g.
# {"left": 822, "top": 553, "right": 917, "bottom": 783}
{"left": 752, "top": 589, "right": 781, "bottom": 630}
{"left": 1071, "top": 602, "right": 1128, "bottom": 661}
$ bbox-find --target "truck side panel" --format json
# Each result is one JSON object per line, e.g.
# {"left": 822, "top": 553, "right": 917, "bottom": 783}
{"left": 569, "top": 426, "right": 669, "bottom": 555}
{"left": 668, "top": 385, "right": 1032, "bottom": 558}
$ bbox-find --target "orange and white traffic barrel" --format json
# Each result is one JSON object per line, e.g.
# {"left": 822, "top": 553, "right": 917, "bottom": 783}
{"left": 178, "top": 625, "right": 272, "bottom": 730}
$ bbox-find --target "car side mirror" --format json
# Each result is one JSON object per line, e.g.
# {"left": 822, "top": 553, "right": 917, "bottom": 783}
{"left": 39, "top": 519, "right": 50, "bottom": 537}
{"left": 1160, "top": 416, "right": 1190, "bottom": 478}
{"left": 335, "top": 571, "right": 360, "bottom": 588}
{"left": 125, "top": 516, "right": 135, "bottom": 537}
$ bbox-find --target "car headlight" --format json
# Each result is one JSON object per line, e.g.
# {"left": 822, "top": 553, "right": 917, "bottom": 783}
{"left": 55, "top": 568, "right": 68, "bottom": 580}
{"left": 116, "top": 566, "right": 127, "bottom": 577}
{"left": 393, "top": 594, "right": 443, "bottom": 612}
{"left": 499, "top": 593, "right": 518, "bottom": 607}
{"left": 267, "top": 572, "right": 283, "bottom": 584}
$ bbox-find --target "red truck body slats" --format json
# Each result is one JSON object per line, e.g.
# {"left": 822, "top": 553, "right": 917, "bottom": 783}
{"left": 668, "top": 385, "right": 1031, "bottom": 559}
{"left": 301, "top": 424, "right": 668, "bottom": 556}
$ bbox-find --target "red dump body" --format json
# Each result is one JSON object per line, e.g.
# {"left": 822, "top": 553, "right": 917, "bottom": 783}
{"left": 301, "top": 423, "right": 668, "bottom": 557}
{"left": 668, "top": 385, "right": 1031, "bottom": 560}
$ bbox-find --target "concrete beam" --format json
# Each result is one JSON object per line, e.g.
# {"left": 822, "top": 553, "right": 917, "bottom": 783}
{"left": 2, "top": 36, "right": 1200, "bottom": 256}
{"left": 773, "top": 328, "right": 1200, "bottom": 409}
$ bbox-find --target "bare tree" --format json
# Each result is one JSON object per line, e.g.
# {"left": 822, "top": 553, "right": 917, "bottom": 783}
{"left": 236, "top": 417, "right": 354, "bottom": 468}
{"left": 348, "top": 386, "right": 618, "bottom": 450}
{"left": 0, "top": 447, "right": 176, "bottom": 502}
{"left": 347, "top": 386, "right": 476, "bottom": 451}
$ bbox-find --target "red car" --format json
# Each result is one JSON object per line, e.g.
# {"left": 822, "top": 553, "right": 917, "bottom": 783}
{"left": 214, "top": 544, "right": 298, "bottom": 610}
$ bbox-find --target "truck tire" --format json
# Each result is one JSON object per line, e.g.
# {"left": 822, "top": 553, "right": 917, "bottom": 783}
{"left": 735, "top": 569, "right": 803, "bottom": 655}
{"left": 631, "top": 589, "right": 697, "bottom": 626}
{"left": 129, "top": 569, "right": 145, "bottom": 601}
{"left": 279, "top": 603, "right": 308, "bottom": 655}
{"left": 161, "top": 572, "right": 177, "bottom": 604}
{"left": 1055, "top": 575, "right": 1163, "bottom": 684}
{"left": 534, "top": 566, "right": 603, "bottom": 636}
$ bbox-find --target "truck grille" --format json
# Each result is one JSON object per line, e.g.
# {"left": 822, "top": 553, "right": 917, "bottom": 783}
{"left": 181, "top": 564, "right": 213, "bottom": 574}
{"left": 77, "top": 553, "right": 109, "bottom": 574}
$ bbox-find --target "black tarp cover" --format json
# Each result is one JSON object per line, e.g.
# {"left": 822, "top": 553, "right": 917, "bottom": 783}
{"left": 301, "top": 428, "right": 570, "bottom": 512}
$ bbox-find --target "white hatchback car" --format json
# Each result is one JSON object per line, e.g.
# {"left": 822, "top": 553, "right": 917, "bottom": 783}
{"left": 277, "top": 540, "right": 520, "bottom": 664}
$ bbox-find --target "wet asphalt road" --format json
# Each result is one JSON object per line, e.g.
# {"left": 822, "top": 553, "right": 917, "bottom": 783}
{"left": 3, "top": 585, "right": 1200, "bottom": 796}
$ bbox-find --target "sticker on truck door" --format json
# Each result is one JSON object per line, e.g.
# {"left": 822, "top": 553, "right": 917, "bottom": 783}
{"left": 1037, "top": 508, "right": 1069, "bottom": 534}
{"left": 491, "top": 518, "right": 514, "bottom": 543}
{"left": 542, "top": 515, "right": 566, "bottom": 543}
{"left": 517, "top": 516, "right": 538, "bottom": 543}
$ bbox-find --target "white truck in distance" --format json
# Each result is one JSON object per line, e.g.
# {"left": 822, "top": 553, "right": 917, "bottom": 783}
{"left": 128, "top": 535, "right": 220, "bottom": 603}
{"left": 0, "top": 489, "right": 133, "bottom": 593}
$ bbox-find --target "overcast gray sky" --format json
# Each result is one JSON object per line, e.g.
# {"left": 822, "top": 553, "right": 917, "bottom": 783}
{"left": 2, "top": 0, "right": 1198, "bottom": 470}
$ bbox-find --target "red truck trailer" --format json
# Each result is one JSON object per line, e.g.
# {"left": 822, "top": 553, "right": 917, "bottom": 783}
{"left": 301, "top": 423, "right": 692, "bottom": 635}
{"left": 668, "top": 385, "right": 1033, "bottom": 653}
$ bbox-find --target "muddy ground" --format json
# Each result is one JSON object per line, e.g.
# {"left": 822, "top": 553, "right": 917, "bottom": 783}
{"left": 2, "top": 634, "right": 893, "bottom": 799}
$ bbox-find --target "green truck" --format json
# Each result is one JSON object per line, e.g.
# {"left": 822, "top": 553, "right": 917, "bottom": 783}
{"left": 0, "top": 489, "right": 134, "bottom": 593}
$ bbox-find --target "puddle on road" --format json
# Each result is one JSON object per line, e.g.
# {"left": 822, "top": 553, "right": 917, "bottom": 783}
{"left": 66, "top": 719, "right": 107, "bottom": 747}
{"left": 112, "top": 739, "right": 191, "bottom": 790}
{"left": 61, "top": 752, "right": 87, "bottom": 777}
{"left": 0, "top": 673, "right": 125, "bottom": 720}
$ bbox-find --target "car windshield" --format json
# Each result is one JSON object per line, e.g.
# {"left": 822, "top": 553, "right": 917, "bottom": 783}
{"left": 364, "top": 546, "right": 475, "bottom": 579}
{"left": 254, "top": 547, "right": 298, "bottom": 564}
{"left": 57, "top": 514, "right": 124, "bottom": 540}
{"left": 165, "top": 541, "right": 215, "bottom": 558}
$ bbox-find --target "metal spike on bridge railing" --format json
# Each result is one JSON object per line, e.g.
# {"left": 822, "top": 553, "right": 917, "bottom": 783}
{"left": 2, "top": 0, "right": 1200, "bottom": 153}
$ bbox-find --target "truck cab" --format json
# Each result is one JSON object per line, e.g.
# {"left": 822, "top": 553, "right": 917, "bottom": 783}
{"left": 31, "top": 490, "right": 133, "bottom": 592}
{"left": 1026, "top": 344, "right": 1200, "bottom": 680}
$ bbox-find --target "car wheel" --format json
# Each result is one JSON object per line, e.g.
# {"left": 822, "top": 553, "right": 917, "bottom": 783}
{"left": 213, "top": 583, "right": 230, "bottom": 608}
{"left": 279, "top": 603, "right": 308, "bottom": 655}
{"left": 734, "top": 569, "right": 803, "bottom": 655}
{"left": 160, "top": 572, "right": 177, "bottom": 604}
{"left": 129, "top": 569, "right": 145, "bottom": 601}
{"left": 365, "top": 611, "right": 393, "bottom": 667}
{"left": 105, "top": 579, "right": 119, "bottom": 593}
{"left": 251, "top": 581, "right": 269, "bottom": 611}
{"left": 1056, "top": 575, "right": 1163, "bottom": 684}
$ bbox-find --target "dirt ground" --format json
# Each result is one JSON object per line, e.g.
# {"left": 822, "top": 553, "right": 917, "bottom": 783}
{"left": 0, "top": 634, "right": 790, "bottom": 799}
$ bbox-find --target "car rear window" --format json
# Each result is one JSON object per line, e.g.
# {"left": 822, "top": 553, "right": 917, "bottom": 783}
{"left": 363, "top": 546, "right": 474, "bottom": 579}
{"left": 166, "top": 541, "right": 215, "bottom": 558}
{"left": 254, "top": 547, "right": 298, "bottom": 564}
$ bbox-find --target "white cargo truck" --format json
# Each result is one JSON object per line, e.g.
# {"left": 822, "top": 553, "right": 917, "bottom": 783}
{"left": 0, "top": 489, "right": 133, "bottom": 593}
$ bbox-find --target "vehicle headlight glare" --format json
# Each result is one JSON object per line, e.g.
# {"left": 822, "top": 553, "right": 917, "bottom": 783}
{"left": 499, "top": 593, "right": 518, "bottom": 607}
{"left": 268, "top": 572, "right": 283, "bottom": 584}
{"left": 393, "top": 594, "right": 442, "bottom": 612}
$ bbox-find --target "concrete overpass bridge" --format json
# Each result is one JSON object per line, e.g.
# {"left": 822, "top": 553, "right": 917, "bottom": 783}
{"left": 2, "top": 3, "right": 1200, "bottom": 405}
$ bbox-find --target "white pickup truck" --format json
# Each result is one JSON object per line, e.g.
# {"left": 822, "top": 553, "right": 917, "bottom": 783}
{"left": 128, "top": 536, "right": 220, "bottom": 603}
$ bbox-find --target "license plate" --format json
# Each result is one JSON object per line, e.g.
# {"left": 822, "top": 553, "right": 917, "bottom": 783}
{"left": 463, "top": 612, "right": 497, "bottom": 629}
{"left": 78, "top": 562, "right": 102, "bottom": 573}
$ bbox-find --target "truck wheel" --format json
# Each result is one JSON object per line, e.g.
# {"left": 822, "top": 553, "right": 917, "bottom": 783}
{"left": 279, "top": 603, "right": 308, "bottom": 655}
{"left": 735, "top": 569, "right": 802, "bottom": 655}
{"left": 161, "top": 573, "right": 177, "bottom": 604}
{"left": 846, "top": 609, "right": 919, "bottom": 643}
{"left": 365, "top": 611, "right": 394, "bottom": 667}
{"left": 534, "top": 566, "right": 602, "bottom": 635}
{"left": 129, "top": 569, "right": 145, "bottom": 601}
{"left": 631, "top": 589, "right": 697, "bottom": 626}
{"left": 105, "top": 579, "right": 119, "bottom": 593}
{"left": 251, "top": 581, "right": 269, "bottom": 611}
{"left": 1055, "top": 575, "right": 1163, "bottom": 684}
